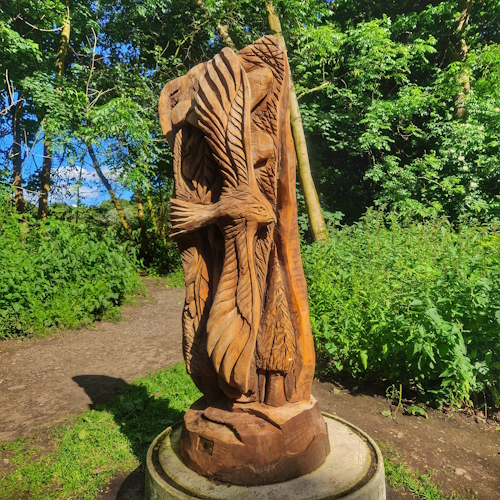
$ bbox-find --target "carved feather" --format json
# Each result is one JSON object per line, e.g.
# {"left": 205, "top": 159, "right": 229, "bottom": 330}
{"left": 206, "top": 220, "right": 254, "bottom": 392}
{"left": 179, "top": 235, "right": 214, "bottom": 378}
{"left": 257, "top": 248, "right": 295, "bottom": 374}
{"left": 194, "top": 48, "right": 254, "bottom": 193}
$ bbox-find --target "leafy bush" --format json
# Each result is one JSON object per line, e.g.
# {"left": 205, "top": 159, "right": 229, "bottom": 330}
{"left": 302, "top": 209, "right": 500, "bottom": 407}
{"left": 0, "top": 209, "right": 141, "bottom": 339}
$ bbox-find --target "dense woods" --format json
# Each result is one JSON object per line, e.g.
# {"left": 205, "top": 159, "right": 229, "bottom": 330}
{"left": 1, "top": 0, "right": 500, "bottom": 408}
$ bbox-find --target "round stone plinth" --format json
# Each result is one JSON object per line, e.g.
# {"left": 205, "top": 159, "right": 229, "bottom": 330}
{"left": 145, "top": 413, "right": 386, "bottom": 500}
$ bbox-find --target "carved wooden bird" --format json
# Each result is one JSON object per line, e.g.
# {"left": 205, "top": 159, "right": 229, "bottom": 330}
{"left": 170, "top": 48, "right": 276, "bottom": 397}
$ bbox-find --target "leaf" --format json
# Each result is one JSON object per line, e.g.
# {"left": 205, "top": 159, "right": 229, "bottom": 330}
{"left": 407, "top": 406, "right": 428, "bottom": 419}
{"left": 485, "top": 351, "right": 492, "bottom": 365}
{"left": 381, "top": 410, "right": 392, "bottom": 420}
{"left": 360, "top": 350, "right": 368, "bottom": 370}
{"left": 495, "top": 311, "right": 500, "bottom": 325}
{"left": 78, "top": 429, "right": 88, "bottom": 440}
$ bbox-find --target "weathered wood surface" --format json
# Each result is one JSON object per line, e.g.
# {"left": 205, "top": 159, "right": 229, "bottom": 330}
{"left": 180, "top": 396, "right": 330, "bottom": 485}
{"left": 159, "top": 36, "right": 315, "bottom": 406}
{"left": 159, "top": 36, "right": 328, "bottom": 484}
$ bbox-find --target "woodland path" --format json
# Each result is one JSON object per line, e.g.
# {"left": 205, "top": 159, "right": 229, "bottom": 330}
{"left": 1, "top": 278, "right": 499, "bottom": 500}
{"left": 0, "top": 279, "right": 184, "bottom": 442}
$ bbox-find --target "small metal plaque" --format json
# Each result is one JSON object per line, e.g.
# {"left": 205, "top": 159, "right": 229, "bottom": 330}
{"left": 198, "top": 436, "right": 214, "bottom": 456}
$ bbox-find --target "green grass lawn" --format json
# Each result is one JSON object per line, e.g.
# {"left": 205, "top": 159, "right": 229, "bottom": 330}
{"left": 0, "top": 363, "right": 467, "bottom": 500}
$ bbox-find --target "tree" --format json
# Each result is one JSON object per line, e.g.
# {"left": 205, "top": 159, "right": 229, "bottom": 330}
{"left": 38, "top": 5, "right": 71, "bottom": 220}
{"left": 264, "top": 0, "right": 328, "bottom": 241}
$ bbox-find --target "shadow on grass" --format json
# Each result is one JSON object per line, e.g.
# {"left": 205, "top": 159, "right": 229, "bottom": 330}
{"left": 73, "top": 374, "right": 187, "bottom": 499}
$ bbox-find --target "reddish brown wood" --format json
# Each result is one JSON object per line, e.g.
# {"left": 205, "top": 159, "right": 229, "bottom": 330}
{"left": 159, "top": 35, "right": 328, "bottom": 484}
{"left": 180, "top": 396, "right": 330, "bottom": 485}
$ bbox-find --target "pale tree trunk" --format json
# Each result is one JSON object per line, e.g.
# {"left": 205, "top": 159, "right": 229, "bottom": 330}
{"left": 146, "top": 191, "right": 159, "bottom": 235}
{"left": 38, "top": 142, "right": 51, "bottom": 219}
{"left": 453, "top": 0, "right": 473, "bottom": 119}
{"left": 38, "top": 10, "right": 71, "bottom": 219}
{"left": 264, "top": 0, "right": 327, "bottom": 241}
{"left": 87, "top": 143, "right": 133, "bottom": 235}
{"left": 12, "top": 99, "right": 25, "bottom": 214}
{"left": 136, "top": 190, "right": 151, "bottom": 263}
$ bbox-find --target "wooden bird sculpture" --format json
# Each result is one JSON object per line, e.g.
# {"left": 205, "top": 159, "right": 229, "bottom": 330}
{"left": 158, "top": 37, "right": 330, "bottom": 486}
{"left": 159, "top": 36, "right": 317, "bottom": 407}
{"left": 169, "top": 48, "right": 276, "bottom": 397}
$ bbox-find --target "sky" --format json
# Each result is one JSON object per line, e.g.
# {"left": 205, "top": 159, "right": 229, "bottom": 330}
{"left": 1, "top": 130, "right": 133, "bottom": 207}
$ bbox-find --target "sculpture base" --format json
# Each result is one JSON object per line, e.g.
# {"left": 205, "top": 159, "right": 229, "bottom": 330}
{"left": 179, "top": 396, "right": 329, "bottom": 485}
{"left": 145, "top": 413, "right": 386, "bottom": 500}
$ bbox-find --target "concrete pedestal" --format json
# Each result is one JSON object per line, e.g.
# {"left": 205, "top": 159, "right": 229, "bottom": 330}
{"left": 145, "top": 413, "right": 386, "bottom": 500}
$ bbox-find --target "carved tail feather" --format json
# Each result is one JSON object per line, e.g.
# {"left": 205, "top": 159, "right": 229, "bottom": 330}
{"left": 206, "top": 220, "right": 261, "bottom": 395}
{"left": 257, "top": 247, "right": 295, "bottom": 374}
{"left": 180, "top": 236, "right": 214, "bottom": 378}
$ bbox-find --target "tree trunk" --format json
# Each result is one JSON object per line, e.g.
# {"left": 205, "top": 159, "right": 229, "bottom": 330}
{"left": 193, "top": 0, "right": 236, "bottom": 51}
{"left": 12, "top": 99, "right": 25, "bottom": 214}
{"left": 76, "top": 162, "right": 83, "bottom": 223}
{"left": 453, "top": 0, "right": 473, "bottom": 119}
{"left": 55, "top": 14, "right": 71, "bottom": 77}
{"left": 146, "top": 191, "right": 159, "bottom": 234}
{"left": 137, "top": 190, "right": 151, "bottom": 263}
{"left": 38, "top": 11, "right": 71, "bottom": 219}
{"left": 264, "top": 0, "right": 327, "bottom": 241}
{"left": 87, "top": 143, "right": 133, "bottom": 235}
{"left": 38, "top": 141, "right": 51, "bottom": 219}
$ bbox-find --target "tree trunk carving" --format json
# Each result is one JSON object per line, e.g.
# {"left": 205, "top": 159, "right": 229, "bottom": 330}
{"left": 159, "top": 36, "right": 328, "bottom": 485}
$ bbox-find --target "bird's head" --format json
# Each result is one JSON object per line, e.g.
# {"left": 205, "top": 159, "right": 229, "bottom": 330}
{"left": 246, "top": 193, "right": 276, "bottom": 228}
{"left": 220, "top": 190, "right": 276, "bottom": 229}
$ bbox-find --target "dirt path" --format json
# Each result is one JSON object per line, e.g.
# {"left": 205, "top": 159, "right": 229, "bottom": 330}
{"left": 0, "top": 279, "right": 184, "bottom": 442}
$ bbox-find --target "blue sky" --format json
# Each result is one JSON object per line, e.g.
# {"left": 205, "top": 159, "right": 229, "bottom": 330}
{"left": 1, "top": 130, "right": 133, "bottom": 206}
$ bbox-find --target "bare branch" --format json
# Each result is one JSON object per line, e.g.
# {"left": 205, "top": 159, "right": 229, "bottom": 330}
{"left": 86, "top": 28, "right": 98, "bottom": 120}
{"left": 297, "top": 81, "right": 332, "bottom": 100}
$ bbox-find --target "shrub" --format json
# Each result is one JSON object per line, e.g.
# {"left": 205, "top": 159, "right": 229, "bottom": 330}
{"left": 302, "top": 209, "right": 500, "bottom": 407}
{"left": 0, "top": 209, "right": 141, "bottom": 339}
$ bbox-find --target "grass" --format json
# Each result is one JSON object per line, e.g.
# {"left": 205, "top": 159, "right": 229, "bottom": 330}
{"left": 163, "top": 267, "right": 185, "bottom": 289}
{"left": 381, "top": 442, "right": 474, "bottom": 500}
{"left": 0, "top": 364, "right": 200, "bottom": 500}
{"left": 0, "top": 362, "right": 467, "bottom": 500}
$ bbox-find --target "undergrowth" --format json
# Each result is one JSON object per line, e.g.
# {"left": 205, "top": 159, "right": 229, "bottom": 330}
{"left": 0, "top": 210, "right": 141, "bottom": 340}
{"left": 302, "top": 209, "right": 500, "bottom": 408}
{"left": 381, "top": 443, "right": 473, "bottom": 500}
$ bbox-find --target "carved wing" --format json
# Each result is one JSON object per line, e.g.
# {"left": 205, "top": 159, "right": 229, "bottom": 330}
{"left": 206, "top": 219, "right": 258, "bottom": 396}
{"left": 172, "top": 127, "right": 219, "bottom": 381}
{"left": 194, "top": 47, "right": 256, "bottom": 194}
{"left": 190, "top": 48, "right": 266, "bottom": 396}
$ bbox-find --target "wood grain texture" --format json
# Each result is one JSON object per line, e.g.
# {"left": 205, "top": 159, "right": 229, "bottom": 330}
{"left": 159, "top": 35, "right": 317, "bottom": 407}
{"left": 180, "top": 396, "right": 330, "bottom": 486}
{"left": 159, "top": 35, "right": 328, "bottom": 485}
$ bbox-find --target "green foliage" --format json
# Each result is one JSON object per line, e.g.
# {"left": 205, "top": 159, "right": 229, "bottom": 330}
{"left": 280, "top": 0, "right": 500, "bottom": 222}
{"left": 303, "top": 209, "right": 500, "bottom": 407}
{"left": 0, "top": 200, "right": 140, "bottom": 339}
{"left": 0, "top": 364, "right": 200, "bottom": 500}
{"left": 407, "top": 406, "right": 428, "bottom": 419}
{"left": 163, "top": 267, "right": 185, "bottom": 288}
